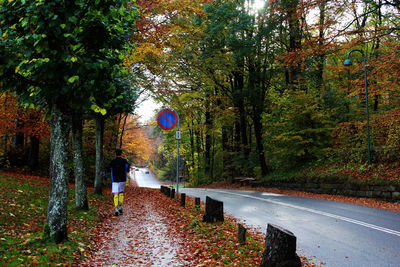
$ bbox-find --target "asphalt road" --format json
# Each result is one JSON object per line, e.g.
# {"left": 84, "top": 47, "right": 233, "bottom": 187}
{"left": 131, "top": 168, "right": 161, "bottom": 189}
{"left": 179, "top": 188, "right": 400, "bottom": 267}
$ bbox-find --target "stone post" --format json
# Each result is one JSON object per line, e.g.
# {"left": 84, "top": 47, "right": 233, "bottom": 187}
{"left": 180, "top": 193, "right": 186, "bottom": 207}
{"left": 202, "top": 196, "right": 224, "bottom": 223}
{"left": 238, "top": 223, "right": 246, "bottom": 244}
{"left": 260, "top": 224, "right": 301, "bottom": 267}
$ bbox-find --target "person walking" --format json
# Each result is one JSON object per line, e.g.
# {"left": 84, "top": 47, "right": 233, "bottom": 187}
{"left": 108, "top": 148, "right": 130, "bottom": 216}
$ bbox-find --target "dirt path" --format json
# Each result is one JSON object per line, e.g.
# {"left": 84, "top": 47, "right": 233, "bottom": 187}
{"left": 79, "top": 184, "right": 195, "bottom": 266}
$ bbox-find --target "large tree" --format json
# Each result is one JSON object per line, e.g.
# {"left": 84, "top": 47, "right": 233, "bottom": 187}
{"left": 0, "top": 0, "right": 136, "bottom": 242}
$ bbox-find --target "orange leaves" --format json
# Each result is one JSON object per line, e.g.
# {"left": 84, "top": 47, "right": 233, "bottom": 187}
{"left": 81, "top": 186, "right": 266, "bottom": 265}
{"left": 332, "top": 109, "right": 400, "bottom": 163}
{"left": 0, "top": 92, "right": 19, "bottom": 136}
{"left": 369, "top": 41, "right": 400, "bottom": 96}
{"left": 130, "top": 0, "right": 209, "bottom": 65}
{"left": 0, "top": 92, "right": 49, "bottom": 138}
{"left": 121, "top": 115, "right": 157, "bottom": 163}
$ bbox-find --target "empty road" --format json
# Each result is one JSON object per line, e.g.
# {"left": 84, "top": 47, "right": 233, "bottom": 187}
{"left": 180, "top": 188, "right": 400, "bottom": 267}
{"left": 131, "top": 168, "right": 161, "bottom": 189}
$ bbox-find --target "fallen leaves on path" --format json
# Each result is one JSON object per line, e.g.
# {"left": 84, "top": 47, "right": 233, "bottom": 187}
{"left": 0, "top": 171, "right": 324, "bottom": 266}
{"left": 80, "top": 186, "right": 197, "bottom": 266}
{"left": 80, "top": 183, "right": 323, "bottom": 266}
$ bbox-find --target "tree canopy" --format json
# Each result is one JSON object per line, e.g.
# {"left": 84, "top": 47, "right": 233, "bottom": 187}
{"left": 134, "top": 0, "right": 400, "bottom": 184}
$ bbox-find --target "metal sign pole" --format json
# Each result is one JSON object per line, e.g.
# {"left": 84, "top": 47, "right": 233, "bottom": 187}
{"left": 156, "top": 108, "right": 180, "bottom": 199}
{"left": 176, "top": 112, "right": 180, "bottom": 200}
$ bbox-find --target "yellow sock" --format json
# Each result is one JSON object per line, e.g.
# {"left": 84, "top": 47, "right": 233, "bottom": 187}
{"left": 114, "top": 195, "right": 119, "bottom": 208}
{"left": 118, "top": 193, "right": 124, "bottom": 206}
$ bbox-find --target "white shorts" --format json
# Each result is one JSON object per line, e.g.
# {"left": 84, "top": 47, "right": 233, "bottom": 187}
{"left": 112, "top": 182, "right": 126, "bottom": 194}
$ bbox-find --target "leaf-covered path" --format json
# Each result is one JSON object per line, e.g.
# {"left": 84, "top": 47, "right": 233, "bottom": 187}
{"left": 79, "top": 184, "right": 196, "bottom": 266}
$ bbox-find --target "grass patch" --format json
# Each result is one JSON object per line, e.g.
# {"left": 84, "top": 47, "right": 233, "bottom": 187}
{"left": 0, "top": 172, "right": 108, "bottom": 266}
{"left": 170, "top": 184, "right": 186, "bottom": 189}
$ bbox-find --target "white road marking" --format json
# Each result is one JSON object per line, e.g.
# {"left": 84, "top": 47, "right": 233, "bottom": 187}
{"left": 209, "top": 189, "right": 400, "bottom": 238}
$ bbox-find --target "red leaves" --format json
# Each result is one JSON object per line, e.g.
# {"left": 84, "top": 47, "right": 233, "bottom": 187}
{"left": 0, "top": 92, "right": 50, "bottom": 139}
{"left": 81, "top": 186, "right": 263, "bottom": 265}
{"left": 80, "top": 187, "right": 194, "bottom": 265}
{"left": 0, "top": 173, "right": 330, "bottom": 265}
{"left": 82, "top": 186, "right": 300, "bottom": 266}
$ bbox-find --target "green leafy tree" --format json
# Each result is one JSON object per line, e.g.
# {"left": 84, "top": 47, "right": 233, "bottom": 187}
{"left": 0, "top": 0, "right": 136, "bottom": 243}
{"left": 264, "top": 90, "right": 334, "bottom": 169}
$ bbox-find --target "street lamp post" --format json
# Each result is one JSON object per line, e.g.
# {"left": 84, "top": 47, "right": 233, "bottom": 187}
{"left": 344, "top": 49, "right": 371, "bottom": 165}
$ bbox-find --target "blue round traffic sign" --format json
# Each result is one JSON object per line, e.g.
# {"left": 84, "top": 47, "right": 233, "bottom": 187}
{"left": 157, "top": 109, "right": 178, "bottom": 130}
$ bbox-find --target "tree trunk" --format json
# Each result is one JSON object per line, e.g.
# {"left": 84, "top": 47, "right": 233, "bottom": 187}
{"left": 253, "top": 112, "right": 268, "bottom": 176}
{"left": 94, "top": 115, "right": 104, "bottom": 195}
{"left": 232, "top": 72, "right": 243, "bottom": 157}
{"left": 221, "top": 125, "right": 230, "bottom": 180}
{"left": 112, "top": 113, "right": 122, "bottom": 149}
{"left": 72, "top": 111, "right": 88, "bottom": 210}
{"left": 28, "top": 135, "right": 39, "bottom": 170}
{"left": 205, "top": 103, "right": 212, "bottom": 181}
{"left": 233, "top": 70, "right": 249, "bottom": 161}
{"left": 4, "top": 132, "right": 8, "bottom": 153}
{"left": 45, "top": 104, "right": 71, "bottom": 243}
{"left": 195, "top": 128, "right": 201, "bottom": 183}
{"left": 316, "top": 0, "right": 327, "bottom": 92}
{"left": 189, "top": 122, "right": 195, "bottom": 173}
{"left": 119, "top": 113, "right": 128, "bottom": 149}
{"left": 373, "top": 0, "right": 382, "bottom": 112}
{"left": 14, "top": 120, "right": 24, "bottom": 148}
{"left": 248, "top": 59, "right": 268, "bottom": 177}
{"left": 285, "top": 0, "right": 301, "bottom": 90}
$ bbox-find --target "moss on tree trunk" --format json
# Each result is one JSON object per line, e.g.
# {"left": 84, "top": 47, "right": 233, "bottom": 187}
{"left": 45, "top": 104, "right": 71, "bottom": 243}
{"left": 94, "top": 115, "right": 104, "bottom": 195}
{"left": 72, "top": 110, "right": 88, "bottom": 210}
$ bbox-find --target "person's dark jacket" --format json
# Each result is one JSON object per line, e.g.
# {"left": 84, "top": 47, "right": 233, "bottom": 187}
{"left": 109, "top": 157, "right": 130, "bottom": 183}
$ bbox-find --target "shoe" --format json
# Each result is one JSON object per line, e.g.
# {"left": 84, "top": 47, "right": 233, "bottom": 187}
{"left": 114, "top": 208, "right": 119, "bottom": 216}
{"left": 118, "top": 206, "right": 123, "bottom": 215}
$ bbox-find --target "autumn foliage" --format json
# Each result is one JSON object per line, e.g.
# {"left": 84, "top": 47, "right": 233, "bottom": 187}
{"left": 0, "top": 93, "right": 49, "bottom": 139}
{"left": 120, "top": 115, "right": 158, "bottom": 164}
{"left": 0, "top": 172, "right": 311, "bottom": 266}
{"left": 332, "top": 109, "right": 400, "bottom": 162}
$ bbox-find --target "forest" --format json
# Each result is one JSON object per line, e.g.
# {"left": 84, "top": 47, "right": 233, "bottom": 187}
{"left": 136, "top": 0, "right": 400, "bottom": 185}
{"left": 1, "top": 0, "right": 400, "bottom": 243}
